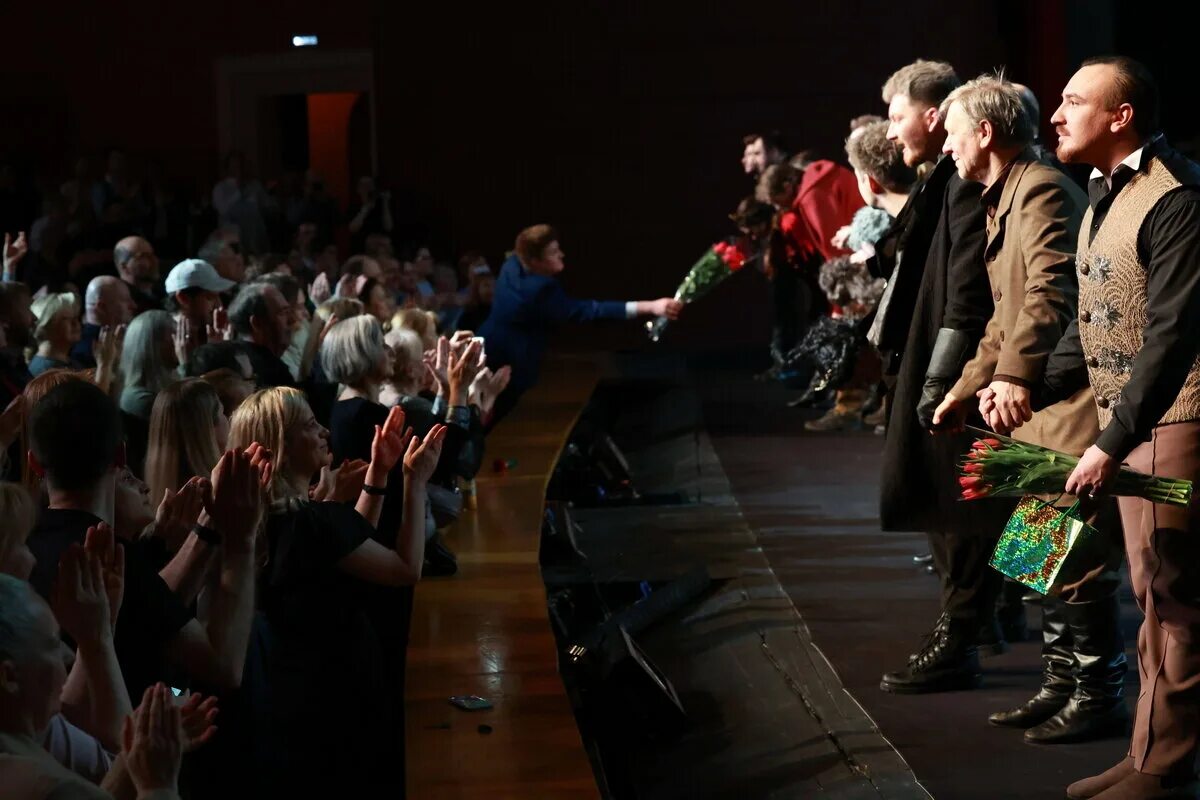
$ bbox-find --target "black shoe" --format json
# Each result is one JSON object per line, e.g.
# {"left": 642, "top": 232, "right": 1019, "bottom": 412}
{"left": 882, "top": 616, "right": 982, "bottom": 694}
{"left": 912, "top": 552, "right": 933, "bottom": 565}
{"left": 989, "top": 598, "right": 1073, "bottom": 728}
{"left": 424, "top": 538, "right": 458, "bottom": 577}
{"left": 1024, "top": 595, "right": 1129, "bottom": 745}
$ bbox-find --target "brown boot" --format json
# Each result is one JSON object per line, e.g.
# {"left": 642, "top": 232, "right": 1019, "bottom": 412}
{"left": 1091, "top": 771, "right": 1199, "bottom": 799}
{"left": 1067, "top": 758, "right": 1136, "bottom": 800}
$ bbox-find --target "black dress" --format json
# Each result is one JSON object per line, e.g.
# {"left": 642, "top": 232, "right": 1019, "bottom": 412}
{"left": 258, "top": 501, "right": 398, "bottom": 794}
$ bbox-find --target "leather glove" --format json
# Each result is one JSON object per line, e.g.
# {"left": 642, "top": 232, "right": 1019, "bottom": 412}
{"left": 916, "top": 327, "right": 971, "bottom": 429}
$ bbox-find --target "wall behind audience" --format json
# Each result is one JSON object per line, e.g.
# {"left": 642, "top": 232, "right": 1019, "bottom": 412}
{"left": 2, "top": 2, "right": 1112, "bottom": 353}
{"left": 373, "top": 3, "right": 1012, "bottom": 352}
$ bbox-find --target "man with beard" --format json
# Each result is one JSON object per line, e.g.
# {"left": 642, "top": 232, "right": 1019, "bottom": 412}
{"left": 1014, "top": 57, "right": 1200, "bottom": 800}
{"left": 741, "top": 130, "right": 789, "bottom": 178}
{"left": 933, "top": 75, "right": 1128, "bottom": 746}
{"left": 868, "top": 60, "right": 1008, "bottom": 695}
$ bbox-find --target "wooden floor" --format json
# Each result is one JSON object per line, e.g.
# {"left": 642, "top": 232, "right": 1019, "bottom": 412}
{"left": 405, "top": 356, "right": 601, "bottom": 799}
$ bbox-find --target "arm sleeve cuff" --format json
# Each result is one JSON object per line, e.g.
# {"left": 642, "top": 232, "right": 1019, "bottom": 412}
{"left": 625, "top": 301, "right": 638, "bottom": 319}
{"left": 992, "top": 374, "right": 1031, "bottom": 388}
{"left": 1095, "top": 421, "right": 1138, "bottom": 461}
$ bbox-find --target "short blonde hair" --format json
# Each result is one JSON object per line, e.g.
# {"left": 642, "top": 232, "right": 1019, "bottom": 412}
{"left": 30, "top": 293, "right": 78, "bottom": 341}
{"left": 314, "top": 297, "right": 364, "bottom": 325}
{"left": 882, "top": 59, "right": 960, "bottom": 108}
{"left": 228, "top": 386, "right": 310, "bottom": 499}
{"left": 391, "top": 308, "right": 438, "bottom": 350}
{"left": 320, "top": 314, "right": 387, "bottom": 386}
{"left": 941, "top": 74, "right": 1035, "bottom": 147}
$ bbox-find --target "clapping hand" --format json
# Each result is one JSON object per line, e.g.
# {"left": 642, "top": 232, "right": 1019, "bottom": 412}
{"left": 310, "top": 458, "right": 369, "bottom": 503}
{"left": 96, "top": 324, "right": 128, "bottom": 371}
{"left": 123, "top": 684, "right": 183, "bottom": 796}
{"left": 83, "top": 523, "right": 125, "bottom": 627}
{"left": 52, "top": 542, "right": 113, "bottom": 647}
{"left": 205, "top": 445, "right": 272, "bottom": 554}
{"left": 177, "top": 693, "right": 219, "bottom": 753}
{"left": 369, "top": 406, "right": 414, "bottom": 477}
{"left": 206, "top": 308, "right": 232, "bottom": 343}
{"left": 152, "top": 476, "right": 210, "bottom": 551}
{"left": 309, "top": 272, "right": 332, "bottom": 305}
{"left": 403, "top": 424, "right": 448, "bottom": 484}
{"left": 447, "top": 339, "right": 482, "bottom": 402}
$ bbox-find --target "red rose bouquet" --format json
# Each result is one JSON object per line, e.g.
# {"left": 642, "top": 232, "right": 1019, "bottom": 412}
{"left": 647, "top": 238, "right": 752, "bottom": 341}
{"left": 959, "top": 428, "right": 1192, "bottom": 507}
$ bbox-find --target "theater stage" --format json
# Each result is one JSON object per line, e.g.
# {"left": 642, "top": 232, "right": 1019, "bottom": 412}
{"left": 408, "top": 350, "right": 1138, "bottom": 799}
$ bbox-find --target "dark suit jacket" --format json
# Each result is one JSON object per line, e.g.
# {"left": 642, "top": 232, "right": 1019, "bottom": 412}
{"left": 478, "top": 254, "right": 626, "bottom": 392}
{"left": 880, "top": 159, "right": 1004, "bottom": 534}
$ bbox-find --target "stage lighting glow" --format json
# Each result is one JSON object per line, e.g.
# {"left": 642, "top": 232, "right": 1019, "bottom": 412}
{"left": 292, "top": 35, "right": 318, "bottom": 47}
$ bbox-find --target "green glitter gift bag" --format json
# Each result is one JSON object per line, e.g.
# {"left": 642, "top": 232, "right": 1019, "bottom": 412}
{"left": 989, "top": 495, "right": 1097, "bottom": 596}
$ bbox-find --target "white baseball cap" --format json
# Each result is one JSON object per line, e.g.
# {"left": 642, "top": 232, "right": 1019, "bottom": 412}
{"left": 165, "top": 259, "right": 236, "bottom": 294}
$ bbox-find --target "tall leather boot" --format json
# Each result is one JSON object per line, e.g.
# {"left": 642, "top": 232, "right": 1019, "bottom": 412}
{"left": 881, "top": 615, "right": 982, "bottom": 694}
{"left": 1025, "top": 595, "right": 1130, "bottom": 744}
{"left": 989, "top": 598, "right": 1073, "bottom": 728}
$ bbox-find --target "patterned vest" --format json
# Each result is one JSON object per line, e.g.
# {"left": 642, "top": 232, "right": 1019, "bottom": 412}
{"left": 1076, "top": 156, "right": 1200, "bottom": 428}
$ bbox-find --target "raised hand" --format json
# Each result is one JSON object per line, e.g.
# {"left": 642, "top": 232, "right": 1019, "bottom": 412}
{"left": 449, "top": 329, "right": 475, "bottom": 349}
{"left": 123, "top": 684, "right": 183, "bottom": 796}
{"left": 489, "top": 365, "right": 512, "bottom": 398}
{"left": 369, "top": 406, "right": 413, "bottom": 476}
{"left": 3, "top": 231, "right": 28, "bottom": 279}
{"left": 447, "top": 339, "right": 482, "bottom": 402}
{"left": 206, "top": 446, "right": 270, "bottom": 553}
{"left": 425, "top": 337, "right": 451, "bottom": 395}
{"left": 308, "top": 272, "right": 332, "bottom": 305}
{"left": 403, "top": 424, "right": 448, "bottom": 484}
{"left": 98, "top": 324, "right": 127, "bottom": 366}
{"left": 52, "top": 543, "right": 113, "bottom": 647}
{"left": 310, "top": 459, "right": 369, "bottom": 503}
{"left": 152, "top": 476, "right": 210, "bottom": 551}
{"left": 83, "top": 523, "right": 125, "bottom": 626}
{"left": 177, "top": 693, "right": 219, "bottom": 753}
{"left": 206, "top": 307, "right": 232, "bottom": 343}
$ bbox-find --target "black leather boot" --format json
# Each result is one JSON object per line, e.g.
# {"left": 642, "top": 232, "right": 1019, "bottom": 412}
{"left": 1025, "top": 595, "right": 1130, "bottom": 744}
{"left": 976, "top": 610, "right": 1009, "bottom": 658}
{"left": 882, "top": 615, "right": 982, "bottom": 694}
{"left": 989, "top": 598, "right": 1073, "bottom": 728}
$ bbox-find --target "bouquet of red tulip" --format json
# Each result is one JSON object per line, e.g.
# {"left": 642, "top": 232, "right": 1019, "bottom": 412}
{"left": 959, "top": 427, "right": 1192, "bottom": 507}
{"left": 647, "top": 238, "right": 752, "bottom": 342}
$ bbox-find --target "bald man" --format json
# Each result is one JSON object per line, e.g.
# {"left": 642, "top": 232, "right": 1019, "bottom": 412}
{"left": 71, "top": 276, "right": 135, "bottom": 367}
{"left": 113, "top": 235, "right": 162, "bottom": 315}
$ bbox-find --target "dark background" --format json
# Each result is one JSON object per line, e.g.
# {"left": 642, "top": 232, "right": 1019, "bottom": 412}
{"left": 1, "top": 1, "right": 1180, "bottom": 351}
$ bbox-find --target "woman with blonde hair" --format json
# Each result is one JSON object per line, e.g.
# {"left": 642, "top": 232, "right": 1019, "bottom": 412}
{"left": 28, "top": 292, "right": 82, "bottom": 376}
{"left": 144, "top": 379, "right": 227, "bottom": 510}
{"left": 228, "top": 386, "right": 444, "bottom": 794}
{"left": 118, "top": 310, "right": 180, "bottom": 421}
{"left": 391, "top": 307, "right": 438, "bottom": 351}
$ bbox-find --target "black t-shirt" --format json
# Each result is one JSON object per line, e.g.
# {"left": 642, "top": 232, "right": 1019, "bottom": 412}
{"left": 258, "top": 502, "right": 394, "bottom": 789}
{"left": 28, "top": 508, "right": 194, "bottom": 700}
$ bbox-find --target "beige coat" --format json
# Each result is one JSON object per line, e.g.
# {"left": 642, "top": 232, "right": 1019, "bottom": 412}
{"left": 950, "top": 155, "right": 1098, "bottom": 456}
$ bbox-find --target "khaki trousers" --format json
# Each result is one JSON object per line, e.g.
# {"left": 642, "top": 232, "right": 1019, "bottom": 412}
{"left": 1117, "top": 421, "right": 1200, "bottom": 777}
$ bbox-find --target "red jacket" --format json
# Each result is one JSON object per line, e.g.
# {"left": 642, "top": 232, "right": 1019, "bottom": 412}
{"left": 780, "top": 160, "right": 864, "bottom": 263}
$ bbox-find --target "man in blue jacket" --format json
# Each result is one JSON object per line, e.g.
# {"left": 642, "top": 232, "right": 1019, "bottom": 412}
{"left": 479, "top": 224, "right": 681, "bottom": 424}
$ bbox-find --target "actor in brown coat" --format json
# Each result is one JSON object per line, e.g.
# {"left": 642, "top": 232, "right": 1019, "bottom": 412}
{"left": 934, "top": 77, "right": 1128, "bottom": 747}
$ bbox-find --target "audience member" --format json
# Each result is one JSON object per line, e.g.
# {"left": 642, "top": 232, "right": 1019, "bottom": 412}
{"left": 228, "top": 387, "right": 443, "bottom": 794}
{"left": 118, "top": 310, "right": 178, "bottom": 421}
{"left": 75, "top": 276, "right": 135, "bottom": 368}
{"left": 347, "top": 176, "right": 393, "bottom": 254}
{"left": 224, "top": 282, "right": 294, "bottom": 389}
{"left": 144, "top": 379, "right": 226, "bottom": 513}
{"left": 201, "top": 368, "right": 254, "bottom": 419}
{"left": 26, "top": 379, "right": 262, "bottom": 701}
{"left": 29, "top": 293, "right": 83, "bottom": 377}
{"left": 113, "top": 236, "right": 162, "bottom": 317}
{"left": 165, "top": 259, "right": 234, "bottom": 363}
{"left": 196, "top": 236, "right": 245, "bottom": 285}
